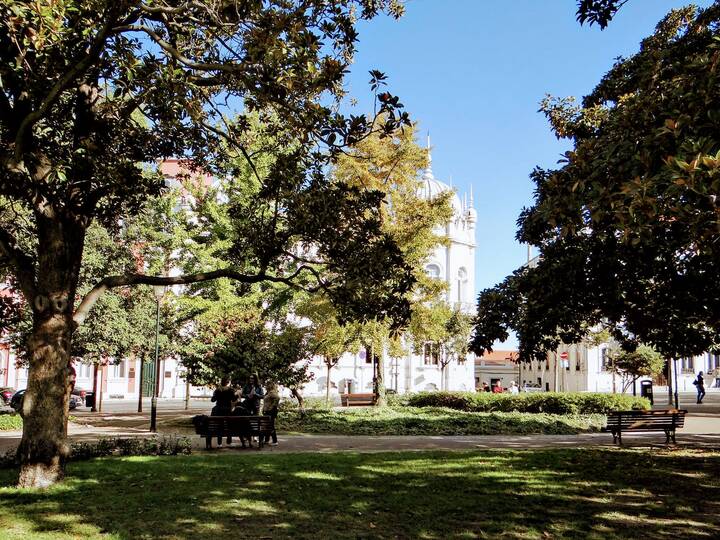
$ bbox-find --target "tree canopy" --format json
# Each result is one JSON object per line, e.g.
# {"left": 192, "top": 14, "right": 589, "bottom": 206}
{"left": 0, "top": 0, "right": 416, "bottom": 487}
{"left": 472, "top": 3, "right": 720, "bottom": 361}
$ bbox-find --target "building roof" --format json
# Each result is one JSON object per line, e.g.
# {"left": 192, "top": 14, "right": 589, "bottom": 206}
{"left": 476, "top": 350, "right": 518, "bottom": 366}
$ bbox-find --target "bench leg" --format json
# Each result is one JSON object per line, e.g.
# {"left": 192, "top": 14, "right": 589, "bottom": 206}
{"left": 672, "top": 430, "right": 676, "bottom": 444}
{"left": 617, "top": 431, "right": 622, "bottom": 446}
{"left": 205, "top": 436, "right": 212, "bottom": 450}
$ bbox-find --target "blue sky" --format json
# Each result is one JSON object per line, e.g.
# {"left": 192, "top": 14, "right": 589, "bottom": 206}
{"left": 344, "top": 0, "right": 712, "bottom": 299}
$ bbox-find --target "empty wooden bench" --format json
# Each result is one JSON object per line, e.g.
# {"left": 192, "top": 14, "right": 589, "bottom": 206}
{"left": 605, "top": 409, "right": 687, "bottom": 445}
{"left": 340, "top": 393, "right": 374, "bottom": 406}
{"left": 192, "top": 415, "right": 274, "bottom": 449}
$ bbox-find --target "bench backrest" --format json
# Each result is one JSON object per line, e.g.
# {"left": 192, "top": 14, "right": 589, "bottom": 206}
{"left": 606, "top": 410, "right": 687, "bottom": 429}
{"left": 340, "top": 393, "right": 374, "bottom": 406}
{"left": 193, "top": 415, "right": 273, "bottom": 435}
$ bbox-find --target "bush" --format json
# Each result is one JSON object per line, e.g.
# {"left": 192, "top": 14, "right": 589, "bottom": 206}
{"left": 386, "top": 393, "right": 412, "bottom": 407}
{"left": 0, "top": 435, "right": 193, "bottom": 469}
{"left": 278, "top": 395, "right": 335, "bottom": 412}
{"left": 407, "top": 392, "right": 650, "bottom": 415}
{"left": 277, "top": 406, "right": 606, "bottom": 436}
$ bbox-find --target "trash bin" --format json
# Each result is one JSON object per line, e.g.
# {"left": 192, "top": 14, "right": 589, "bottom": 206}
{"left": 640, "top": 380, "right": 653, "bottom": 405}
{"left": 347, "top": 380, "right": 355, "bottom": 394}
{"left": 85, "top": 393, "right": 95, "bottom": 408}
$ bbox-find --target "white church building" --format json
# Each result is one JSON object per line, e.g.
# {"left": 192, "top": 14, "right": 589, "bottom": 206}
{"left": 2, "top": 148, "right": 478, "bottom": 402}
{"left": 300, "top": 147, "right": 478, "bottom": 397}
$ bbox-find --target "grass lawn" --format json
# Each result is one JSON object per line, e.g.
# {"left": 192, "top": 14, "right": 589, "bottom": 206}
{"left": 1, "top": 448, "right": 718, "bottom": 539}
{"left": 275, "top": 407, "right": 606, "bottom": 436}
{"left": 0, "top": 414, "right": 22, "bottom": 431}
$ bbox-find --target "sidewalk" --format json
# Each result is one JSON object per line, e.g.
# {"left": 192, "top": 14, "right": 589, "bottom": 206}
{"left": 2, "top": 410, "right": 719, "bottom": 454}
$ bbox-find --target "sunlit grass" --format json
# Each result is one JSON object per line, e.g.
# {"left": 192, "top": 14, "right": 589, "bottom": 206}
{"left": 0, "top": 448, "right": 718, "bottom": 539}
{"left": 0, "top": 414, "right": 23, "bottom": 431}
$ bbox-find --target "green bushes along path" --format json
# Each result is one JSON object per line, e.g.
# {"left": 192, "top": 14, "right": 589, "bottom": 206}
{"left": 407, "top": 391, "right": 650, "bottom": 415}
{"left": 277, "top": 406, "right": 605, "bottom": 436}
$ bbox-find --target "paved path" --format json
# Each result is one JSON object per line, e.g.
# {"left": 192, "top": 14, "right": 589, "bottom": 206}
{"left": 2, "top": 410, "right": 719, "bottom": 454}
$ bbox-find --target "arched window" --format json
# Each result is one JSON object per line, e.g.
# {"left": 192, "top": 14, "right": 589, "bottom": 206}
{"left": 457, "top": 267, "right": 468, "bottom": 302}
{"left": 426, "top": 264, "right": 441, "bottom": 279}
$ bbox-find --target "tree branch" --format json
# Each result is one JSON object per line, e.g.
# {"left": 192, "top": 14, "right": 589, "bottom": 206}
{"left": 73, "top": 264, "right": 323, "bottom": 326}
{"left": 0, "top": 224, "right": 36, "bottom": 300}
{"left": 112, "top": 24, "right": 247, "bottom": 73}
{"left": 14, "top": 7, "right": 119, "bottom": 161}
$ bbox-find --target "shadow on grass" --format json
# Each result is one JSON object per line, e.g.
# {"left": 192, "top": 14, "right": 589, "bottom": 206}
{"left": 0, "top": 448, "right": 718, "bottom": 539}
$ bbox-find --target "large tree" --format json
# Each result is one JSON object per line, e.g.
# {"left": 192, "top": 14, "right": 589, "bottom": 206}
{"left": 472, "top": 4, "right": 720, "bottom": 363}
{"left": 0, "top": 0, "right": 415, "bottom": 487}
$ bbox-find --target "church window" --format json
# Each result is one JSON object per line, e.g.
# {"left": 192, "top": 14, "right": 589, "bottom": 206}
{"left": 457, "top": 267, "right": 468, "bottom": 303}
{"left": 423, "top": 343, "right": 440, "bottom": 365}
{"left": 601, "top": 349, "right": 610, "bottom": 371}
{"left": 426, "top": 264, "right": 441, "bottom": 279}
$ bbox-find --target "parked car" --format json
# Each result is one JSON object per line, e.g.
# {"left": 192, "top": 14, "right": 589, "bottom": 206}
{"left": 1, "top": 387, "right": 15, "bottom": 405}
{"left": 9, "top": 389, "right": 24, "bottom": 412}
{"left": 72, "top": 387, "right": 93, "bottom": 407}
{"left": 11, "top": 389, "right": 82, "bottom": 412}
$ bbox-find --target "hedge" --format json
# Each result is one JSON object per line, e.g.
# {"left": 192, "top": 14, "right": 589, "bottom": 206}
{"left": 277, "top": 406, "right": 605, "bottom": 436}
{"left": 406, "top": 392, "right": 651, "bottom": 415}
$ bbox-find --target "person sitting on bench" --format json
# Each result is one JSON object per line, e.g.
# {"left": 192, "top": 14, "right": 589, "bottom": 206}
{"left": 210, "top": 376, "right": 237, "bottom": 447}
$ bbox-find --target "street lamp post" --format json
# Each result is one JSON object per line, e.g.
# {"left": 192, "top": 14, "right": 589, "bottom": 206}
{"left": 150, "top": 285, "right": 165, "bottom": 432}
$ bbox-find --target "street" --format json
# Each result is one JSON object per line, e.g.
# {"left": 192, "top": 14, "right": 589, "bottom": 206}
{"left": 80, "top": 397, "right": 211, "bottom": 414}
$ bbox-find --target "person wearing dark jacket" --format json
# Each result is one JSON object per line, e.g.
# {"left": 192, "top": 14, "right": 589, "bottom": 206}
{"left": 263, "top": 382, "right": 280, "bottom": 446}
{"left": 210, "top": 377, "right": 236, "bottom": 446}
{"left": 695, "top": 371, "right": 706, "bottom": 404}
{"left": 241, "top": 374, "right": 265, "bottom": 415}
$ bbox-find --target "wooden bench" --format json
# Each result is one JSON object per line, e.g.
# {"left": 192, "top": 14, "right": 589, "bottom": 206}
{"left": 340, "top": 393, "right": 374, "bottom": 406}
{"left": 192, "top": 415, "right": 274, "bottom": 449}
{"left": 605, "top": 409, "right": 687, "bottom": 445}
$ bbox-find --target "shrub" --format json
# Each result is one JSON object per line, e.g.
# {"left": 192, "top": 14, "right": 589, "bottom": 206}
{"left": 406, "top": 392, "right": 650, "bottom": 415}
{"left": 277, "top": 406, "right": 605, "bottom": 436}
{"left": 0, "top": 435, "right": 193, "bottom": 469}
{"left": 279, "top": 395, "right": 337, "bottom": 412}
{"left": 386, "top": 393, "right": 412, "bottom": 407}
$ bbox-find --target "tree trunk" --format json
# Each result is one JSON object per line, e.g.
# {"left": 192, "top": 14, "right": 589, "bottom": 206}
{"left": 373, "top": 346, "right": 386, "bottom": 407}
{"left": 325, "top": 359, "right": 331, "bottom": 404}
{"left": 16, "top": 215, "right": 84, "bottom": 487}
{"left": 291, "top": 387, "right": 305, "bottom": 416}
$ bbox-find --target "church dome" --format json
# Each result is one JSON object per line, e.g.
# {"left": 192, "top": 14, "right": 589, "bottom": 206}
{"left": 417, "top": 151, "right": 463, "bottom": 216}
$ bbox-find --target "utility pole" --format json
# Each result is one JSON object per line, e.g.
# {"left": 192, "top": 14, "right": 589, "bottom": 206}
{"left": 150, "top": 285, "right": 165, "bottom": 432}
{"left": 673, "top": 358, "right": 679, "bottom": 410}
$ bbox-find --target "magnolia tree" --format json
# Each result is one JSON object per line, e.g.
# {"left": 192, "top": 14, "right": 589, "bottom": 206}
{"left": 472, "top": 5, "right": 720, "bottom": 365}
{"left": 0, "top": 0, "right": 417, "bottom": 487}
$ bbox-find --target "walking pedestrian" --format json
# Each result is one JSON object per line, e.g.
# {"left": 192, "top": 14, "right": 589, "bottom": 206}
{"left": 694, "top": 371, "right": 706, "bottom": 404}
